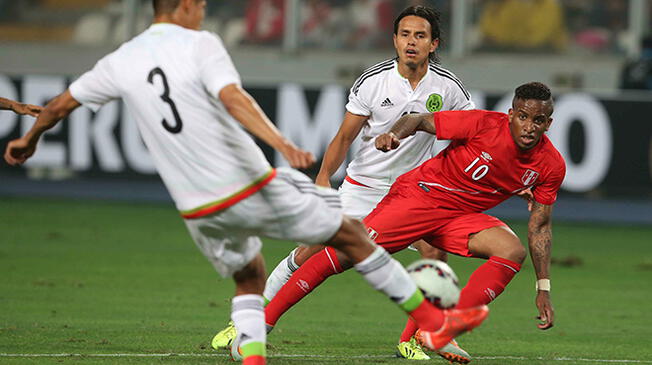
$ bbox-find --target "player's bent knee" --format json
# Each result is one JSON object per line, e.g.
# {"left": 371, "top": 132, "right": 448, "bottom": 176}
{"left": 504, "top": 242, "right": 527, "bottom": 264}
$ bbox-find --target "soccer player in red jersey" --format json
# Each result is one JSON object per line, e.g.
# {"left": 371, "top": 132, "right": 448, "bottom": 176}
{"left": 264, "top": 82, "right": 564, "bottom": 361}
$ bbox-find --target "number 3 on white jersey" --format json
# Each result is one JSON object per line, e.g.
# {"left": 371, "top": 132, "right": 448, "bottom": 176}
{"left": 464, "top": 157, "right": 489, "bottom": 181}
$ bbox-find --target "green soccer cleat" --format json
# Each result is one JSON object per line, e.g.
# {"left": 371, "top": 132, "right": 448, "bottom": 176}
{"left": 211, "top": 320, "right": 236, "bottom": 350}
{"left": 437, "top": 339, "right": 472, "bottom": 364}
{"left": 396, "top": 337, "right": 431, "bottom": 360}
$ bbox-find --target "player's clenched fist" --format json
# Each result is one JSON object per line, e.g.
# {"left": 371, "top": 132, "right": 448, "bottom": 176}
{"left": 4, "top": 137, "right": 36, "bottom": 166}
{"left": 375, "top": 132, "right": 400, "bottom": 152}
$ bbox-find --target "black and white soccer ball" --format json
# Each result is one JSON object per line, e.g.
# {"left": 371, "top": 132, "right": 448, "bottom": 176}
{"left": 406, "top": 259, "right": 460, "bottom": 309}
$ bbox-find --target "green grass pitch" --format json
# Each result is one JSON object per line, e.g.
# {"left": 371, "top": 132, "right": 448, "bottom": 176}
{"left": 1, "top": 197, "right": 651, "bottom": 364}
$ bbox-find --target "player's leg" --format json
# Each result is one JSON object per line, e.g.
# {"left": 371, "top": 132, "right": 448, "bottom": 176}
{"left": 456, "top": 225, "right": 525, "bottom": 309}
{"left": 230, "top": 254, "right": 267, "bottom": 365}
{"left": 262, "top": 244, "right": 323, "bottom": 303}
{"left": 184, "top": 215, "right": 268, "bottom": 364}
{"left": 398, "top": 239, "right": 448, "bottom": 358}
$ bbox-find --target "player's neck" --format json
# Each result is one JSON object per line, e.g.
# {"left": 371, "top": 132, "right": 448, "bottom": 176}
{"left": 397, "top": 62, "right": 428, "bottom": 90}
{"left": 153, "top": 14, "right": 191, "bottom": 29}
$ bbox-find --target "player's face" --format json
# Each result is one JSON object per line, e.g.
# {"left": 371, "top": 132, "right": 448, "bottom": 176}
{"left": 393, "top": 16, "right": 438, "bottom": 69}
{"left": 508, "top": 98, "right": 553, "bottom": 151}
{"left": 186, "top": 0, "right": 206, "bottom": 30}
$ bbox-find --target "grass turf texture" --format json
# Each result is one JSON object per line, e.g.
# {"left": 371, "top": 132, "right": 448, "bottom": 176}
{"left": 1, "top": 197, "right": 651, "bottom": 364}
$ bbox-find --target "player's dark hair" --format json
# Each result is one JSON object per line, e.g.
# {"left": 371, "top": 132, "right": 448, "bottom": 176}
{"left": 513, "top": 82, "right": 554, "bottom": 114}
{"left": 393, "top": 5, "right": 441, "bottom": 63}
{"left": 152, "top": 0, "right": 181, "bottom": 14}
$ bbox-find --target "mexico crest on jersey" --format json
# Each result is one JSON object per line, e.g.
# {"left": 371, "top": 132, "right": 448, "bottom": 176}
{"left": 426, "top": 93, "right": 443, "bottom": 112}
{"left": 521, "top": 169, "right": 540, "bottom": 185}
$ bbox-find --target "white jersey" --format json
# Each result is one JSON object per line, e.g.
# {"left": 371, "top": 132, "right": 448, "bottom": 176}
{"left": 345, "top": 58, "right": 474, "bottom": 190}
{"left": 69, "top": 23, "right": 273, "bottom": 218}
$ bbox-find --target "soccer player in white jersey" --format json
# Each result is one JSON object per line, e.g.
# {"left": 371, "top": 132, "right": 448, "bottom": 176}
{"left": 212, "top": 5, "right": 475, "bottom": 363}
{"left": 3, "top": 1, "right": 489, "bottom": 364}
{"left": 0, "top": 97, "right": 42, "bottom": 117}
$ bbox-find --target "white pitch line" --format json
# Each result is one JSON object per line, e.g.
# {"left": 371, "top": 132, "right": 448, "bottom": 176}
{"left": 0, "top": 353, "right": 651, "bottom": 363}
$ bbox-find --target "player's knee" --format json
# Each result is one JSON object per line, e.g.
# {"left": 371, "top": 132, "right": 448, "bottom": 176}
{"left": 506, "top": 242, "right": 527, "bottom": 264}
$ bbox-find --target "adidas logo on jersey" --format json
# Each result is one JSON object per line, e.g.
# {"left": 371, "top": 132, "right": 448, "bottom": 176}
{"left": 380, "top": 98, "right": 394, "bottom": 107}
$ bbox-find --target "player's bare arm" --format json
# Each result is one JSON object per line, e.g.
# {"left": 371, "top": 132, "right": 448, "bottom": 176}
{"left": 315, "top": 112, "right": 368, "bottom": 187}
{"left": 0, "top": 97, "right": 43, "bottom": 117}
{"left": 4, "top": 91, "right": 80, "bottom": 166}
{"left": 527, "top": 201, "right": 555, "bottom": 330}
{"left": 219, "top": 84, "right": 315, "bottom": 169}
{"left": 375, "top": 112, "right": 436, "bottom": 152}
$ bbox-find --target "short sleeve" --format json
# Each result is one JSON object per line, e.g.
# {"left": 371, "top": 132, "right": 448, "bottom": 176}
{"left": 69, "top": 56, "right": 120, "bottom": 112}
{"left": 447, "top": 81, "right": 475, "bottom": 111}
{"left": 345, "top": 83, "right": 372, "bottom": 116}
{"left": 533, "top": 159, "right": 566, "bottom": 205}
{"left": 433, "top": 110, "right": 497, "bottom": 140}
{"left": 195, "top": 32, "right": 241, "bottom": 96}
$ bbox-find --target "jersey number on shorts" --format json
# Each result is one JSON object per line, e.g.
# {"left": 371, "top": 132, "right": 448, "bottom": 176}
{"left": 464, "top": 156, "right": 489, "bottom": 181}
{"left": 147, "top": 67, "right": 183, "bottom": 134}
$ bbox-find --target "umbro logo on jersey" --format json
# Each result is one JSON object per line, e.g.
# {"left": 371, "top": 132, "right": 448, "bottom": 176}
{"left": 380, "top": 98, "right": 394, "bottom": 107}
{"left": 481, "top": 151, "right": 492, "bottom": 162}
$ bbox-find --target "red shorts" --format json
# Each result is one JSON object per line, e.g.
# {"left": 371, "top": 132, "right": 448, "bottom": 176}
{"left": 363, "top": 186, "right": 506, "bottom": 258}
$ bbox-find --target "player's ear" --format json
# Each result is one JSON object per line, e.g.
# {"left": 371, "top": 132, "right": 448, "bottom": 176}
{"left": 508, "top": 108, "right": 513, "bottom": 119}
{"left": 430, "top": 38, "right": 439, "bottom": 53}
{"left": 545, "top": 118, "right": 553, "bottom": 132}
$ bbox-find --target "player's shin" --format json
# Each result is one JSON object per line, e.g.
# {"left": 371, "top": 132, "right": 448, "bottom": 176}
{"left": 231, "top": 294, "right": 266, "bottom": 364}
{"left": 264, "top": 248, "right": 342, "bottom": 327}
{"left": 262, "top": 248, "right": 299, "bottom": 303}
{"left": 456, "top": 256, "right": 521, "bottom": 309}
{"left": 353, "top": 246, "right": 444, "bottom": 331}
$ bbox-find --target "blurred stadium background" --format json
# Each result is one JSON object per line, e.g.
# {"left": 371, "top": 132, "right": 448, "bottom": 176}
{"left": 1, "top": 0, "right": 651, "bottom": 224}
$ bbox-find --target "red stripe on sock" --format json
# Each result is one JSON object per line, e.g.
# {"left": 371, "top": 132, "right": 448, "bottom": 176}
{"left": 243, "top": 355, "right": 266, "bottom": 365}
{"left": 265, "top": 248, "right": 342, "bottom": 327}
{"left": 456, "top": 256, "right": 521, "bottom": 309}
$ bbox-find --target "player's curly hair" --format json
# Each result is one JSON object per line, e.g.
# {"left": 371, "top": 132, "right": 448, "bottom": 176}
{"left": 514, "top": 82, "right": 552, "bottom": 102}
{"left": 393, "top": 5, "right": 442, "bottom": 63}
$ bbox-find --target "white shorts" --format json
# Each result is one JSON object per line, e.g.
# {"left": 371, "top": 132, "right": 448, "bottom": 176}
{"left": 184, "top": 168, "right": 343, "bottom": 277}
{"left": 338, "top": 179, "right": 388, "bottom": 220}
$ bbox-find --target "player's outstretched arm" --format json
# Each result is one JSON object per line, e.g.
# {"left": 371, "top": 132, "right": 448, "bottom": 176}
{"left": 4, "top": 90, "right": 80, "bottom": 166}
{"left": 527, "top": 201, "right": 555, "bottom": 330}
{"left": 219, "top": 84, "right": 315, "bottom": 169}
{"left": 0, "top": 97, "right": 43, "bottom": 117}
{"left": 315, "top": 112, "right": 367, "bottom": 187}
{"left": 375, "top": 112, "right": 436, "bottom": 152}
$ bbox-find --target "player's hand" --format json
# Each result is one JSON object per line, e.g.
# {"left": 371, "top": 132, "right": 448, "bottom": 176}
{"left": 375, "top": 132, "right": 400, "bottom": 152}
{"left": 315, "top": 173, "right": 331, "bottom": 188}
{"left": 281, "top": 142, "right": 315, "bottom": 169}
{"left": 4, "top": 137, "right": 37, "bottom": 166}
{"left": 535, "top": 290, "right": 554, "bottom": 330}
{"left": 517, "top": 188, "right": 534, "bottom": 211}
{"left": 13, "top": 103, "right": 43, "bottom": 117}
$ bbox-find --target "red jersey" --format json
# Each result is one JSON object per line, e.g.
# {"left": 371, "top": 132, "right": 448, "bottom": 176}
{"left": 395, "top": 110, "right": 566, "bottom": 212}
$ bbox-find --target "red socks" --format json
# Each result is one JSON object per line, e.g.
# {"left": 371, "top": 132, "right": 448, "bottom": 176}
{"left": 265, "top": 247, "right": 342, "bottom": 327}
{"left": 399, "top": 317, "right": 419, "bottom": 343}
{"left": 456, "top": 256, "right": 521, "bottom": 309}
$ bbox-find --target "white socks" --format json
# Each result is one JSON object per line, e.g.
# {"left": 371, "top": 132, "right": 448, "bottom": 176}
{"left": 231, "top": 294, "right": 266, "bottom": 358}
{"left": 354, "top": 246, "right": 417, "bottom": 305}
{"left": 263, "top": 248, "right": 299, "bottom": 302}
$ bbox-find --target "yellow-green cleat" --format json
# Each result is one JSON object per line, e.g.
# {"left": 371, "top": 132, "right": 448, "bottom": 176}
{"left": 211, "top": 321, "right": 236, "bottom": 350}
{"left": 396, "top": 337, "right": 431, "bottom": 360}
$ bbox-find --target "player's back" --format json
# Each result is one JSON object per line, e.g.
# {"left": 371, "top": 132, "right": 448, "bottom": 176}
{"left": 71, "top": 23, "right": 271, "bottom": 215}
